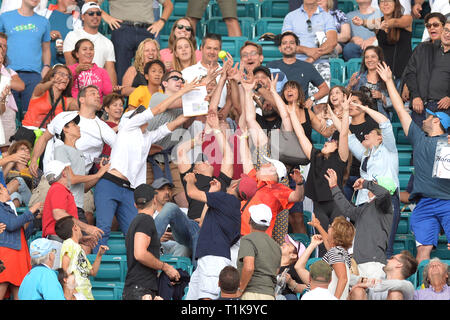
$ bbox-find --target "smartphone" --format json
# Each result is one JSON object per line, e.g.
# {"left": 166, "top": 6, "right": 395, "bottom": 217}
{"left": 93, "top": 157, "right": 109, "bottom": 166}
{"left": 166, "top": 225, "right": 172, "bottom": 233}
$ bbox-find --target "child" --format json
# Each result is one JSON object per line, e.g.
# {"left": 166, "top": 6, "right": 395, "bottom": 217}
{"left": 55, "top": 215, "right": 109, "bottom": 300}
{"left": 295, "top": 216, "right": 355, "bottom": 300}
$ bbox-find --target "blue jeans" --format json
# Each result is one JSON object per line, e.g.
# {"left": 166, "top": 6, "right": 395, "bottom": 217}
{"left": 342, "top": 42, "right": 363, "bottom": 61}
{"left": 154, "top": 202, "right": 200, "bottom": 264}
{"left": 12, "top": 71, "right": 41, "bottom": 118}
{"left": 10, "top": 176, "right": 32, "bottom": 206}
{"left": 343, "top": 175, "right": 359, "bottom": 202}
{"left": 111, "top": 24, "right": 156, "bottom": 85}
{"left": 93, "top": 178, "right": 138, "bottom": 253}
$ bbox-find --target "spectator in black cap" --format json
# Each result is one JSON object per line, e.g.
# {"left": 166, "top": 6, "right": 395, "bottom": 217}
{"left": 123, "top": 183, "right": 180, "bottom": 300}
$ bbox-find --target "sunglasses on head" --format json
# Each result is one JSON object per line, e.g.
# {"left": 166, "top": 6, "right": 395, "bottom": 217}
{"left": 176, "top": 24, "right": 193, "bottom": 32}
{"left": 425, "top": 22, "right": 442, "bottom": 29}
{"left": 168, "top": 75, "right": 185, "bottom": 83}
{"left": 86, "top": 11, "right": 102, "bottom": 16}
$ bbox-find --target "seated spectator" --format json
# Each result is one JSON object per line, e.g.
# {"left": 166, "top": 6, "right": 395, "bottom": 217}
{"left": 349, "top": 250, "right": 418, "bottom": 300}
{"left": 21, "top": 64, "right": 77, "bottom": 136}
{"left": 57, "top": 268, "right": 88, "bottom": 300}
{"left": 377, "top": 62, "right": 450, "bottom": 264}
{"left": 343, "top": 0, "right": 382, "bottom": 61}
{"left": 351, "top": 0, "right": 412, "bottom": 83}
{"left": 123, "top": 183, "right": 180, "bottom": 300}
{"left": 414, "top": 258, "right": 450, "bottom": 300}
{"left": 121, "top": 38, "right": 161, "bottom": 97}
{"left": 63, "top": 2, "right": 117, "bottom": 86}
{"left": 3, "top": 140, "right": 34, "bottom": 207}
{"left": 217, "top": 266, "right": 241, "bottom": 300}
{"left": 301, "top": 260, "right": 337, "bottom": 300}
{"left": 18, "top": 238, "right": 65, "bottom": 300}
{"left": 0, "top": 33, "right": 24, "bottom": 149}
{"left": 318, "top": 0, "right": 352, "bottom": 54}
{"left": 0, "top": 185, "right": 41, "bottom": 300}
{"left": 46, "top": 0, "right": 74, "bottom": 66}
{"left": 413, "top": 0, "right": 450, "bottom": 20}
{"left": 421, "top": 12, "right": 447, "bottom": 42}
{"left": 172, "top": 37, "right": 197, "bottom": 72}
{"left": 55, "top": 215, "right": 109, "bottom": 300}
{"left": 68, "top": 38, "right": 113, "bottom": 103}
{"left": 127, "top": 60, "right": 165, "bottom": 111}
{"left": 159, "top": 17, "right": 201, "bottom": 71}
{"left": 347, "top": 46, "right": 392, "bottom": 118}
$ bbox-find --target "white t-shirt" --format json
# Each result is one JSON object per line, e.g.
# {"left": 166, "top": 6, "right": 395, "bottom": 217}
{"left": 0, "top": 0, "right": 48, "bottom": 16}
{"left": 301, "top": 287, "right": 338, "bottom": 300}
{"left": 63, "top": 28, "right": 116, "bottom": 68}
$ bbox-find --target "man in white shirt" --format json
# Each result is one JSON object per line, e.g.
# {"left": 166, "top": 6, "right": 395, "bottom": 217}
{"left": 63, "top": 2, "right": 117, "bottom": 86}
{"left": 92, "top": 80, "right": 200, "bottom": 253}
{"left": 0, "top": 0, "right": 48, "bottom": 15}
{"left": 301, "top": 260, "right": 338, "bottom": 300}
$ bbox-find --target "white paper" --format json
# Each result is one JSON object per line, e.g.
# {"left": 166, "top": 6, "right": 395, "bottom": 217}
{"left": 433, "top": 145, "right": 450, "bottom": 179}
{"left": 0, "top": 75, "right": 11, "bottom": 94}
{"left": 181, "top": 86, "right": 209, "bottom": 117}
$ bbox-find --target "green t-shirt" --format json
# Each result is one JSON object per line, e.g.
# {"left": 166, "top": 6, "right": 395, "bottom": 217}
{"left": 237, "top": 232, "right": 281, "bottom": 297}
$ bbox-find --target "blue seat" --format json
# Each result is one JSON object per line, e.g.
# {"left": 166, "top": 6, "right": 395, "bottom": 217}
{"left": 254, "top": 40, "right": 282, "bottom": 60}
{"left": 160, "top": 16, "right": 183, "bottom": 36}
{"left": 172, "top": 0, "right": 189, "bottom": 18}
{"left": 206, "top": 17, "right": 254, "bottom": 39}
{"left": 393, "top": 234, "right": 416, "bottom": 256}
{"left": 261, "top": 0, "right": 289, "bottom": 18}
{"left": 221, "top": 36, "right": 248, "bottom": 59}
{"left": 330, "top": 58, "right": 345, "bottom": 83}
{"left": 255, "top": 17, "right": 284, "bottom": 36}
{"left": 411, "top": 37, "right": 422, "bottom": 50}
{"left": 159, "top": 35, "right": 170, "bottom": 50}
{"left": 337, "top": 0, "right": 356, "bottom": 13}
{"left": 430, "top": 236, "right": 450, "bottom": 260}
{"left": 412, "top": 19, "right": 425, "bottom": 39}
{"left": 396, "top": 212, "right": 411, "bottom": 235}
{"left": 398, "top": 173, "right": 412, "bottom": 191}
{"left": 303, "top": 210, "right": 315, "bottom": 236}
{"left": 87, "top": 254, "right": 127, "bottom": 283}
{"left": 398, "top": 151, "right": 412, "bottom": 166}
{"left": 91, "top": 281, "right": 124, "bottom": 300}
{"left": 106, "top": 237, "right": 127, "bottom": 255}
{"left": 161, "top": 254, "right": 193, "bottom": 275}
{"left": 345, "top": 58, "right": 362, "bottom": 81}
{"left": 306, "top": 258, "right": 322, "bottom": 270}
{"left": 209, "top": 0, "right": 260, "bottom": 19}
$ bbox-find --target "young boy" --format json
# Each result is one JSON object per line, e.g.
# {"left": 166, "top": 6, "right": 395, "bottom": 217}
{"left": 55, "top": 215, "right": 109, "bottom": 300}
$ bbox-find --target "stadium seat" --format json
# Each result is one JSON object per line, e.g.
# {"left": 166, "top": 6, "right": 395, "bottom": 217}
{"left": 303, "top": 210, "right": 315, "bottom": 236}
{"left": 160, "top": 254, "right": 194, "bottom": 275}
{"left": 306, "top": 258, "right": 322, "bottom": 270}
{"left": 159, "top": 35, "right": 170, "bottom": 51}
{"left": 412, "top": 19, "right": 425, "bottom": 39}
{"left": 221, "top": 36, "right": 248, "bottom": 59}
{"left": 345, "top": 58, "right": 362, "bottom": 81}
{"left": 337, "top": 0, "right": 356, "bottom": 13}
{"left": 253, "top": 40, "right": 282, "bottom": 61}
{"left": 398, "top": 152, "right": 412, "bottom": 166}
{"left": 393, "top": 234, "right": 416, "bottom": 256}
{"left": 330, "top": 78, "right": 342, "bottom": 88}
{"left": 289, "top": 233, "right": 311, "bottom": 248}
{"left": 91, "top": 281, "right": 124, "bottom": 300}
{"left": 430, "top": 235, "right": 450, "bottom": 260}
{"left": 87, "top": 254, "right": 127, "bottom": 283}
{"left": 261, "top": 0, "right": 289, "bottom": 18}
{"left": 396, "top": 212, "right": 411, "bottom": 235}
{"left": 329, "top": 58, "right": 346, "bottom": 83}
{"left": 254, "top": 18, "right": 284, "bottom": 37}
{"left": 106, "top": 237, "right": 127, "bottom": 255}
{"left": 411, "top": 37, "right": 422, "bottom": 50}
{"left": 209, "top": 0, "right": 260, "bottom": 20}
{"left": 205, "top": 17, "right": 255, "bottom": 39}
{"left": 159, "top": 16, "right": 182, "bottom": 37}
{"left": 398, "top": 173, "right": 411, "bottom": 191}
{"left": 172, "top": 0, "right": 189, "bottom": 18}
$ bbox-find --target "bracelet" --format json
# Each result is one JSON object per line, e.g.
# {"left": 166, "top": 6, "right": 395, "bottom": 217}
{"left": 296, "top": 180, "right": 304, "bottom": 186}
{"left": 43, "top": 64, "right": 51, "bottom": 68}
{"left": 289, "top": 282, "right": 298, "bottom": 292}
{"left": 160, "top": 18, "right": 167, "bottom": 23}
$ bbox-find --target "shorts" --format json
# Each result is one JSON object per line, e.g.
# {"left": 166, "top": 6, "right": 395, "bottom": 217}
{"left": 187, "top": 0, "right": 237, "bottom": 19}
{"left": 184, "top": 255, "right": 232, "bottom": 300}
{"left": 409, "top": 197, "right": 450, "bottom": 247}
{"left": 146, "top": 161, "right": 184, "bottom": 197}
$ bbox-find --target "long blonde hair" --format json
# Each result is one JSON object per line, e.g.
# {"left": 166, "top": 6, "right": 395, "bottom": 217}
{"left": 133, "top": 38, "right": 161, "bottom": 74}
{"left": 172, "top": 37, "right": 196, "bottom": 72}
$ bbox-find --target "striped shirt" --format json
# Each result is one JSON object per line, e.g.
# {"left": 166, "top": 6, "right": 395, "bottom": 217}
{"left": 322, "top": 246, "right": 352, "bottom": 269}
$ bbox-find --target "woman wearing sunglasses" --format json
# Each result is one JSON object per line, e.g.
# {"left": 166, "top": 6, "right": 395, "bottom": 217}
{"left": 160, "top": 17, "right": 202, "bottom": 71}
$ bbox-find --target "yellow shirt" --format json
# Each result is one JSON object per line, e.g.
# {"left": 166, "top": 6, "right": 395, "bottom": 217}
{"left": 127, "top": 85, "right": 163, "bottom": 111}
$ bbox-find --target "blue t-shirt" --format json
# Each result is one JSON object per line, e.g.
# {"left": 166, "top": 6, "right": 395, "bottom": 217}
{"left": 0, "top": 10, "right": 51, "bottom": 73}
{"left": 346, "top": 9, "right": 382, "bottom": 40}
{"left": 195, "top": 192, "right": 241, "bottom": 260}
{"left": 18, "top": 265, "right": 65, "bottom": 300}
{"left": 407, "top": 122, "right": 450, "bottom": 201}
{"left": 48, "top": 10, "right": 71, "bottom": 66}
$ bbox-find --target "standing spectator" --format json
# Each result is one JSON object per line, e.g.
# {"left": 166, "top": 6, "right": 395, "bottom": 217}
{"left": 343, "top": 0, "right": 382, "bottom": 61}
{"left": 187, "top": 0, "right": 241, "bottom": 37}
{"left": 127, "top": 60, "right": 165, "bottom": 111}
{"left": 159, "top": 17, "right": 202, "bottom": 71}
{"left": 217, "top": 266, "right": 241, "bottom": 300}
{"left": 0, "top": 185, "right": 41, "bottom": 300}
{"left": 172, "top": 38, "right": 197, "bottom": 72}
{"left": 63, "top": 2, "right": 117, "bottom": 87}
{"left": 402, "top": 21, "right": 450, "bottom": 128}
{"left": 349, "top": 250, "right": 418, "bottom": 300}
{"left": 121, "top": 38, "right": 161, "bottom": 97}
{"left": 0, "top": 0, "right": 48, "bottom": 15}
{"left": 55, "top": 215, "right": 108, "bottom": 300}
{"left": 0, "top": 32, "right": 24, "bottom": 149}
{"left": 282, "top": 0, "right": 338, "bottom": 105}
{"left": 300, "top": 260, "right": 337, "bottom": 300}
{"left": 377, "top": 62, "right": 450, "bottom": 264}
{"left": 123, "top": 183, "right": 180, "bottom": 300}
{"left": 267, "top": 31, "right": 329, "bottom": 105}
{"left": 68, "top": 39, "right": 113, "bottom": 103}
{"left": 18, "top": 238, "right": 65, "bottom": 300}
{"left": 351, "top": 0, "right": 413, "bottom": 83}
{"left": 106, "top": 0, "right": 174, "bottom": 84}
{"left": 318, "top": 0, "right": 352, "bottom": 55}
{"left": 237, "top": 204, "right": 282, "bottom": 300}
{"left": 414, "top": 258, "right": 450, "bottom": 300}
{"left": 0, "top": 0, "right": 51, "bottom": 117}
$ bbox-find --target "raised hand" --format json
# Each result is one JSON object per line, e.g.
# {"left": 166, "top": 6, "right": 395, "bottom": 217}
{"left": 352, "top": 178, "right": 365, "bottom": 191}
{"left": 376, "top": 62, "right": 393, "bottom": 83}
{"left": 209, "top": 178, "right": 221, "bottom": 193}
{"left": 324, "top": 168, "right": 338, "bottom": 188}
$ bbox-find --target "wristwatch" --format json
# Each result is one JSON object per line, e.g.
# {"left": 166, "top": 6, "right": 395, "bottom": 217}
{"left": 310, "top": 95, "right": 316, "bottom": 104}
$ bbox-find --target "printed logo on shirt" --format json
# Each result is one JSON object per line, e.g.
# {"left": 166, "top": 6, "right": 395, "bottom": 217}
{"left": 13, "top": 23, "right": 38, "bottom": 32}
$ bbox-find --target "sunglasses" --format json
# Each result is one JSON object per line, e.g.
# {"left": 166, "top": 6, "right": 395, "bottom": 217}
{"left": 425, "top": 22, "right": 442, "bottom": 29}
{"left": 175, "top": 24, "right": 193, "bottom": 32}
{"left": 168, "top": 75, "right": 185, "bottom": 83}
{"left": 86, "top": 11, "right": 102, "bottom": 16}
{"left": 306, "top": 19, "right": 312, "bottom": 33}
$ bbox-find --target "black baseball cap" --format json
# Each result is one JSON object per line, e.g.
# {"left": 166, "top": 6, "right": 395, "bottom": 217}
{"left": 134, "top": 184, "right": 156, "bottom": 206}
{"left": 151, "top": 177, "right": 174, "bottom": 189}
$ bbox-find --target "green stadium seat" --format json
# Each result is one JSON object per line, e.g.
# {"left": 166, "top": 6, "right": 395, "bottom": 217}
{"left": 91, "top": 281, "right": 124, "bottom": 300}
{"left": 221, "top": 36, "right": 248, "bottom": 59}
{"left": 330, "top": 58, "right": 345, "bottom": 83}
{"left": 306, "top": 258, "right": 322, "bottom": 270}
{"left": 412, "top": 19, "right": 425, "bottom": 39}
{"left": 345, "top": 58, "right": 362, "bottom": 81}
{"left": 106, "top": 237, "right": 127, "bottom": 255}
{"left": 87, "top": 254, "right": 127, "bottom": 283}
{"left": 396, "top": 144, "right": 413, "bottom": 152}
{"left": 172, "top": 0, "right": 189, "bottom": 17}
{"left": 396, "top": 212, "right": 411, "bottom": 235}
{"left": 393, "top": 234, "right": 416, "bottom": 256}
{"left": 209, "top": 0, "right": 260, "bottom": 20}
{"left": 396, "top": 129, "right": 409, "bottom": 145}
{"left": 331, "top": 78, "right": 342, "bottom": 88}
{"left": 254, "top": 40, "right": 282, "bottom": 60}
{"left": 303, "top": 210, "right": 315, "bottom": 236}
{"left": 289, "top": 233, "right": 311, "bottom": 248}
{"left": 411, "top": 37, "right": 422, "bottom": 50}
{"left": 399, "top": 166, "right": 414, "bottom": 174}
{"left": 430, "top": 235, "right": 450, "bottom": 260}
{"left": 161, "top": 254, "right": 194, "bottom": 275}
{"left": 337, "top": 0, "right": 356, "bottom": 13}
{"left": 261, "top": 0, "right": 289, "bottom": 18}
{"left": 398, "top": 173, "right": 412, "bottom": 191}
{"left": 160, "top": 16, "right": 183, "bottom": 37}
{"left": 398, "top": 152, "right": 412, "bottom": 166}
{"left": 255, "top": 18, "right": 284, "bottom": 37}
{"left": 159, "top": 35, "right": 170, "bottom": 50}
{"left": 206, "top": 17, "right": 255, "bottom": 39}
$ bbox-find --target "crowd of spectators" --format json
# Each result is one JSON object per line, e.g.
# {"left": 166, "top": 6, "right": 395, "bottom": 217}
{"left": 0, "top": 0, "right": 449, "bottom": 301}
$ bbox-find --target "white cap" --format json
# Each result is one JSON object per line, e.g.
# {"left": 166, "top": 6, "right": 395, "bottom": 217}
{"left": 81, "top": 2, "right": 101, "bottom": 14}
{"left": 51, "top": 111, "right": 80, "bottom": 137}
{"left": 249, "top": 204, "right": 272, "bottom": 227}
{"left": 44, "top": 160, "right": 70, "bottom": 179}
{"left": 263, "top": 156, "right": 287, "bottom": 182}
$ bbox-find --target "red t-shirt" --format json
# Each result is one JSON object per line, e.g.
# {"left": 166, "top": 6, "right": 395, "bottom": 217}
{"left": 240, "top": 168, "right": 294, "bottom": 237}
{"left": 42, "top": 182, "right": 78, "bottom": 237}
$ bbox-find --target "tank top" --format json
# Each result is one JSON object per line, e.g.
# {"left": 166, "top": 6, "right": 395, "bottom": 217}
{"left": 301, "top": 108, "right": 313, "bottom": 142}
{"left": 22, "top": 90, "right": 67, "bottom": 128}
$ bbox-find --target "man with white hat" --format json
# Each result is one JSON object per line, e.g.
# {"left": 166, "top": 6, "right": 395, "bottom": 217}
{"left": 41, "top": 159, "right": 103, "bottom": 266}
{"left": 18, "top": 238, "right": 65, "bottom": 300}
{"left": 237, "top": 204, "right": 282, "bottom": 300}
{"left": 63, "top": 1, "right": 117, "bottom": 86}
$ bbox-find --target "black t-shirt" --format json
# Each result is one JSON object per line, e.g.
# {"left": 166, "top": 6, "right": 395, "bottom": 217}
{"left": 279, "top": 264, "right": 303, "bottom": 296}
{"left": 124, "top": 213, "right": 160, "bottom": 291}
{"left": 256, "top": 113, "right": 282, "bottom": 132}
{"left": 305, "top": 147, "right": 347, "bottom": 202}
{"left": 180, "top": 166, "right": 232, "bottom": 220}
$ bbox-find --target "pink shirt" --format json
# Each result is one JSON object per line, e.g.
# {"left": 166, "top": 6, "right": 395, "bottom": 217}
{"left": 69, "top": 63, "right": 112, "bottom": 102}
{"left": 160, "top": 48, "right": 202, "bottom": 65}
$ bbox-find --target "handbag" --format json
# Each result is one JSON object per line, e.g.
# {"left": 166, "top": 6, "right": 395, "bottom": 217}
{"left": 270, "top": 129, "right": 309, "bottom": 167}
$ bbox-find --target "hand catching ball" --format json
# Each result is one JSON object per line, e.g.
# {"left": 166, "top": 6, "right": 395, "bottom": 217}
{"left": 218, "top": 50, "right": 227, "bottom": 60}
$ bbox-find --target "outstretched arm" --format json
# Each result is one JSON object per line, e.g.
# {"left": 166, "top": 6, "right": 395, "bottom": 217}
{"left": 269, "top": 74, "right": 293, "bottom": 131}
{"left": 338, "top": 95, "right": 350, "bottom": 162}
{"left": 286, "top": 104, "right": 312, "bottom": 160}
